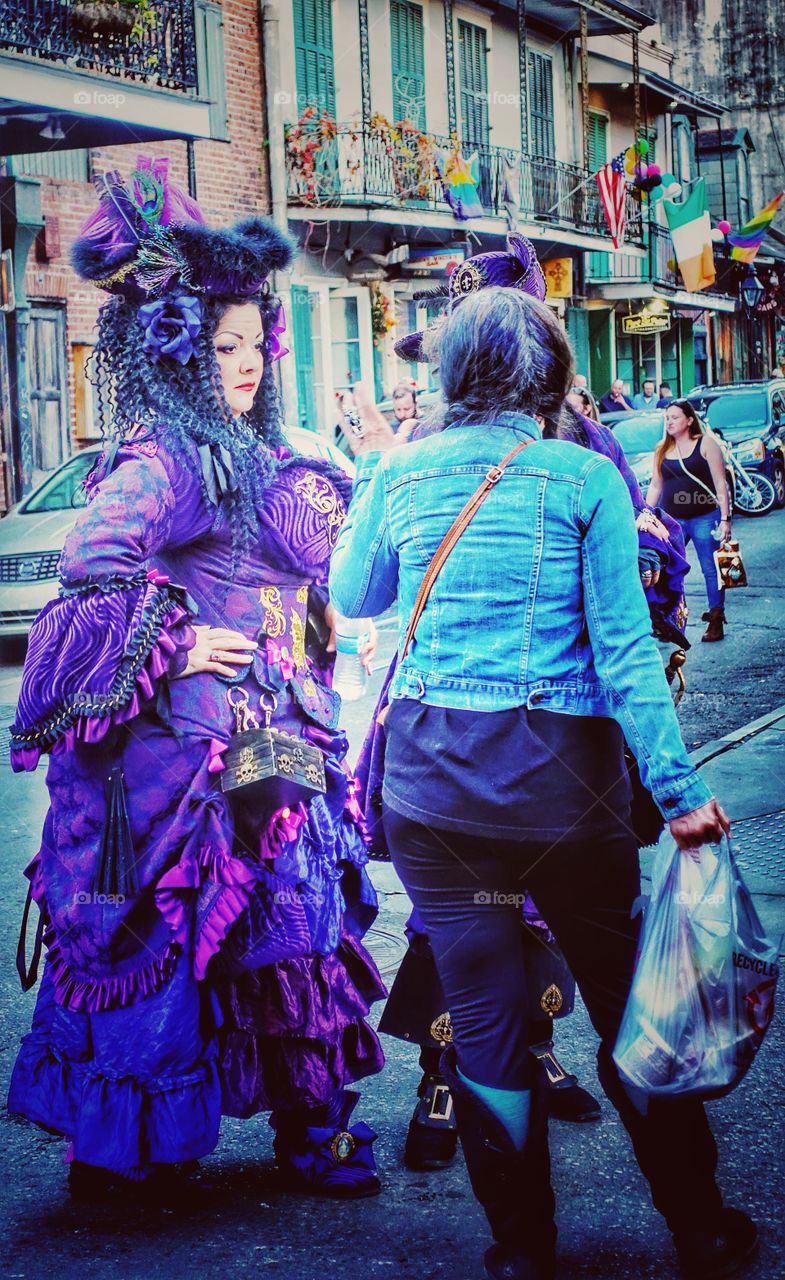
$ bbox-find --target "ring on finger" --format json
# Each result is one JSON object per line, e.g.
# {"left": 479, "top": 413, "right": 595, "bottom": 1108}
{"left": 210, "top": 650, "right": 223, "bottom": 663}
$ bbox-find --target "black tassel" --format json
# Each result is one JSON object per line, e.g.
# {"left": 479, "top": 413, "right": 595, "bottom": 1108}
{"left": 94, "top": 767, "right": 139, "bottom": 898}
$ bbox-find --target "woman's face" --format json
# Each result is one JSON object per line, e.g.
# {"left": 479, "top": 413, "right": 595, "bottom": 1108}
{"left": 665, "top": 404, "right": 693, "bottom": 438}
{"left": 567, "top": 392, "right": 584, "bottom": 415}
{"left": 213, "top": 302, "right": 265, "bottom": 417}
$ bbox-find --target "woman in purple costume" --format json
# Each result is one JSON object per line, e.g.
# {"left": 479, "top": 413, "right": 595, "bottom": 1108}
{"left": 8, "top": 158, "right": 384, "bottom": 1201}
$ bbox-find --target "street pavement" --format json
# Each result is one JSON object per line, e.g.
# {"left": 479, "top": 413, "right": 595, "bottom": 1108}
{"left": 1, "top": 511, "right": 784, "bottom": 1279}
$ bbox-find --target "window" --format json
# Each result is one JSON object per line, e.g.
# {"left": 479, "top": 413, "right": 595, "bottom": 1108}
{"left": 672, "top": 118, "right": 691, "bottom": 184}
{"left": 293, "top": 0, "right": 336, "bottom": 116}
{"left": 195, "top": 0, "right": 229, "bottom": 140}
{"left": 458, "top": 20, "right": 489, "bottom": 148}
{"left": 12, "top": 150, "right": 90, "bottom": 181}
{"left": 291, "top": 283, "right": 317, "bottom": 430}
{"left": 737, "top": 149, "right": 752, "bottom": 225}
{"left": 391, "top": 1, "right": 426, "bottom": 129}
{"left": 587, "top": 111, "right": 610, "bottom": 280}
{"left": 331, "top": 296, "right": 362, "bottom": 392}
{"left": 528, "top": 51, "right": 554, "bottom": 159}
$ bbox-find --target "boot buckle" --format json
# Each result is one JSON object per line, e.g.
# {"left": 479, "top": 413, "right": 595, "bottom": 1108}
{"left": 428, "top": 1082, "right": 454, "bottom": 1122}
{"left": 534, "top": 1048, "right": 568, "bottom": 1087}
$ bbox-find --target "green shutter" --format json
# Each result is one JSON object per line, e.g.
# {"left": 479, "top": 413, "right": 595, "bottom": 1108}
{"left": 587, "top": 111, "right": 610, "bottom": 280}
{"left": 528, "top": 51, "right": 555, "bottom": 159}
{"left": 391, "top": 2, "right": 426, "bottom": 128}
{"left": 195, "top": 0, "right": 228, "bottom": 140}
{"left": 291, "top": 286, "right": 317, "bottom": 430}
{"left": 588, "top": 309, "right": 613, "bottom": 399}
{"left": 458, "top": 20, "right": 489, "bottom": 147}
{"left": 294, "top": 0, "right": 336, "bottom": 116}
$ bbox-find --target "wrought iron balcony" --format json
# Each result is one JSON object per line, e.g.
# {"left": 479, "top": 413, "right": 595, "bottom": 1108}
{"left": 285, "top": 123, "right": 643, "bottom": 243}
{"left": 0, "top": 0, "right": 198, "bottom": 93}
{"left": 589, "top": 223, "right": 690, "bottom": 291}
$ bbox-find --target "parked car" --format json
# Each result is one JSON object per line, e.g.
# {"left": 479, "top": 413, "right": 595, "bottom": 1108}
{"left": 688, "top": 380, "right": 785, "bottom": 508}
{"left": 0, "top": 426, "right": 354, "bottom": 638}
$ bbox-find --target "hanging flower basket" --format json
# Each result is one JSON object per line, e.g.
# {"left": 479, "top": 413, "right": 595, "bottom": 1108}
{"left": 70, "top": 1, "right": 140, "bottom": 37}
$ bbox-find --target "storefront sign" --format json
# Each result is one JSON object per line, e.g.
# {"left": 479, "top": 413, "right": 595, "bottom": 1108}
{"left": 622, "top": 311, "right": 672, "bottom": 335}
{"left": 403, "top": 248, "right": 464, "bottom": 275}
{"left": 543, "top": 257, "right": 573, "bottom": 299}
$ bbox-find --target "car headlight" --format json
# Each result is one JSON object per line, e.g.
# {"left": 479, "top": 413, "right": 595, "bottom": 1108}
{"left": 733, "top": 438, "right": 765, "bottom": 465}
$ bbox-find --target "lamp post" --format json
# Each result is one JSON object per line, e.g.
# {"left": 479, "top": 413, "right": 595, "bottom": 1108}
{"left": 740, "top": 267, "right": 765, "bottom": 378}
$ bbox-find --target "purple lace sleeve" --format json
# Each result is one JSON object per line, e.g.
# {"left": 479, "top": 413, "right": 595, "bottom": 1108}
{"left": 10, "top": 449, "right": 196, "bottom": 771}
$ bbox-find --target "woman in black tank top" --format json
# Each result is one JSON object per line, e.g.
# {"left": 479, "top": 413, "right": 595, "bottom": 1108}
{"left": 647, "top": 399, "right": 732, "bottom": 641}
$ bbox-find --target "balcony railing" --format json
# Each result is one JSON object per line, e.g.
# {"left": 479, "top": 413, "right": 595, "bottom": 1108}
{"left": 285, "top": 124, "right": 644, "bottom": 242}
{"left": 589, "top": 223, "right": 694, "bottom": 291}
{"left": 0, "top": 0, "right": 198, "bottom": 93}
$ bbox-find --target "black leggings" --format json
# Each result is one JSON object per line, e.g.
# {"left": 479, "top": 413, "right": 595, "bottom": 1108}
{"left": 383, "top": 807, "right": 722, "bottom": 1233}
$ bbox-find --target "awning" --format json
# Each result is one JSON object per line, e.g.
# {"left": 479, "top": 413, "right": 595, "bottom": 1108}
{"left": 587, "top": 55, "right": 723, "bottom": 119}
{"left": 493, "top": 0, "right": 652, "bottom": 38}
{"left": 0, "top": 56, "right": 211, "bottom": 155}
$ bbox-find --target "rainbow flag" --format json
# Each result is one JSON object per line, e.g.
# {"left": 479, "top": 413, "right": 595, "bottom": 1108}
{"left": 729, "top": 192, "right": 784, "bottom": 263}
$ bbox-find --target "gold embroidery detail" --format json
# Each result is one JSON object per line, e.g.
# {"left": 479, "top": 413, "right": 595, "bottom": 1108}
{"left": 302, "top": 677, "right": 317, "bottom": 698}
{"left": 296, "top": 584, "right": 309, "bottom": 604}
{"left": 293, "top": 472, "right": 346, "bottom": 544}
{"left": 290, "top": 606, "right": 306, "bottom": 672}
{"left": 259, "top": 586, "right": 286, "bottom": 638}
{"left": 430, "top": 1012, "right": 453, "bottom": 1044}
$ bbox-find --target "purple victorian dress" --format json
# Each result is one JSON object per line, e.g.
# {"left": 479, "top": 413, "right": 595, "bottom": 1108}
{"left": 8, "top": 434, "right": 385, "bottom": 1173}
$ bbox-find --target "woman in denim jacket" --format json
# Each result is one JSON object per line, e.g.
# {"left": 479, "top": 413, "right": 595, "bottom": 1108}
{"left": 329, "top": 288, "right": 754, "bottom": 1280}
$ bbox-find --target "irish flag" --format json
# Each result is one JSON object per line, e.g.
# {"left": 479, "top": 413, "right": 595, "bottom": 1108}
{"left": 662, "top": 177, "right": 715, "bottom": 293}
{"left": 729, "top": 192, "right": 784, "bottom": 264}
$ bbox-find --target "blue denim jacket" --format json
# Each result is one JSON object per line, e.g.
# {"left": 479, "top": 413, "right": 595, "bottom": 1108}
{"left": 329, "top": 413, "right": 712, "bottom": 819}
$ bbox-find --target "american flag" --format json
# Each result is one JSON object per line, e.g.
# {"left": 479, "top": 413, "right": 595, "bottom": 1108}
{"left": 596, "top": 150, "right": 628, "bottom": 249}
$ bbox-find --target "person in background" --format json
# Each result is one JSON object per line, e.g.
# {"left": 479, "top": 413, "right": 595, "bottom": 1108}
{"left": 572, "top": 373, "right": 589, "bottom": 393}
{"left": 567, "top": 388, "right": 599, "bottom": 421}
{"left": 389, "top": 381, "right": 421, "bottom": 434}
{"left": 647, "top": 399, "right": 732, "bottom": 643}
{"left": 657, "top": 382, "right": 675, "bottom": 408}
{"left": 632, "top": 379, "right": 658, "bottom": 410}
{"left": 599, "top": 378, "right": 633, "bottom": 414}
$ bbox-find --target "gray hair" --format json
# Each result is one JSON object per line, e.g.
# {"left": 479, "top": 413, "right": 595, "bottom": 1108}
{"left": 434, "top": 288, "right": 574, "bottom": 429}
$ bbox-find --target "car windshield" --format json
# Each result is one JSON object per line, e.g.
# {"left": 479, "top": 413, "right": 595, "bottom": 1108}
{"left": 697, "top": 392, "right": 768, "bottom": 440}
{"left": 611, "top": 414, "right": 665, "bottom": 456}
{"left": 22, "top": 452, "right": 96, "bottom": 513}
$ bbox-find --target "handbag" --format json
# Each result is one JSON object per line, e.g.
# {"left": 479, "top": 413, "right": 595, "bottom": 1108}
{"left": 377, "top": 437, "right": 534, "bottom": 727}
{"left": 220, "top": 687, "right": 326, "bottom": 806}
{"left": 713, "top": 539, "right": 748, "bottom": 590}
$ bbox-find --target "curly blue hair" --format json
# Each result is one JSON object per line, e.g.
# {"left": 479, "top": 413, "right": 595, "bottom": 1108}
{"left": 88, "top": 287, "right": 289, "bottom": 549}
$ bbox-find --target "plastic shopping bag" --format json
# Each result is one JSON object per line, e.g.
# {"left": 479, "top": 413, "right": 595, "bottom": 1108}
{"left": 613, "top": 836, "right": 780, "bottom": 1100}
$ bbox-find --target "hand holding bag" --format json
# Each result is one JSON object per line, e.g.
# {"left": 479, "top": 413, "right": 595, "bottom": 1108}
{"left": 713, "top": 539, "right": 748, "bottom": 591}
{"left": 613, "top": 835, "right": 780, "bottom": 1099}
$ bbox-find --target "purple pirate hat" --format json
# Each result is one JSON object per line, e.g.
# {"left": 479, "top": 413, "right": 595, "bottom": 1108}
{"left": 71, "top": 155, "right": 292, "bottom": 302}
{"left": 394, "top": 235, "right": 547, "bottom": 362}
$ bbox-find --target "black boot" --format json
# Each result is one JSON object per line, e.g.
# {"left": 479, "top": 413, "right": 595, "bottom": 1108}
{"left": 596, "top": 1044, "right": 756, "bottom": 1276}
{"left": 441, "top": 1047, "right": 556, "bottom": 1280}
{"left": 701, "top": 609, "right": 726, "bottom": 624}
{"left": 530, "top": 1039, "right": 601, "bottom": 1124}
{"left": 404, "top": 1069, "right": 459, "bottom": 1171}
{"left": 702, "top": 608, "right": 725, "bottom": 642}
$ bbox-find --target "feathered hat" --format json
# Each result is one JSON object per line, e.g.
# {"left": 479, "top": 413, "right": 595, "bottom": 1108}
{"left": 394, "top": 234, "right": 547, "bottom": 362}
{"left": 71, "top": 156, "right": 293, "bottom": 301}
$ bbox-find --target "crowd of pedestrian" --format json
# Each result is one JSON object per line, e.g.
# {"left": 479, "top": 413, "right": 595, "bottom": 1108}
{"left": 6, "top": 170, "right": 758, "bottom": 1280}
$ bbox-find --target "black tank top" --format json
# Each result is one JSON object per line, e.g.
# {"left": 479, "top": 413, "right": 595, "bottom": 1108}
{"left": 660, "top": 439, "right": 718, "bottom": 520}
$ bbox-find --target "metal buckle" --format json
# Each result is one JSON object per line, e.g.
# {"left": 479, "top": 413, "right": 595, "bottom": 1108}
{"left": 427, "top": 1083, "right": 454, "bottom": 1122}
{"left": 534, "top": 1048, "right": 568, "bottom": 1087}
{"left": 485, "top": 465, "right": 503, "bottom": 484}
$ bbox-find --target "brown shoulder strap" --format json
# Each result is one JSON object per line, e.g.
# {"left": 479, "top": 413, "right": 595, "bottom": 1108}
{"left": 398, "top": 437, "right": 534, "bottom": 666}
